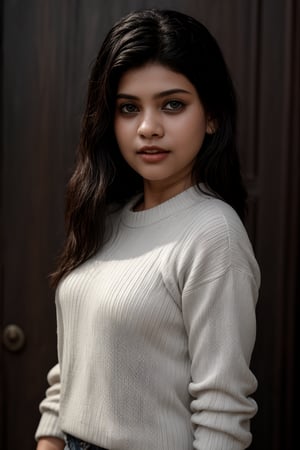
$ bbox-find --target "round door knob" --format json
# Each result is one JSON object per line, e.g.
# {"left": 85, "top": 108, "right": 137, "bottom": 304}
{"left": 2, "top": 324, "right": 26, "bottom": 352}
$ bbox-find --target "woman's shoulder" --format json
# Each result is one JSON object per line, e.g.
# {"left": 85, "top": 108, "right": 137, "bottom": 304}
{"left": 177, "top": 189, "right": 260, "bottom": 283}
{"left": 183, "top": 187, "right": 247, "bottom": 242}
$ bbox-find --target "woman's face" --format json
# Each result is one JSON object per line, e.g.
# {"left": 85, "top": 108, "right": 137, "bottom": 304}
{"left": 114, "top": 63, "right": 213, "bottom": 193}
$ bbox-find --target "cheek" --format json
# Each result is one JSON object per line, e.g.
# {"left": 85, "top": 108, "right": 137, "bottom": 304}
{"left": 174, "top": 116, "right": 207, "bottom": 149}
{"left": 189, "top": 110, "right": 207, "bottom": 142}
{"left": 114, "top": 119, "right": 134, "bottom": 150}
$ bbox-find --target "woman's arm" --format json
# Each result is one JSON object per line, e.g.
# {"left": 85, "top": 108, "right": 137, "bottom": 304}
{"left": 182, "top": 268, "right": 259, "bottom": 449}
{"left": 35, "top": 364, "right": 65, "bottom": 443}
{"left": 36, "top": 437, "right": 65, "bottom": 450}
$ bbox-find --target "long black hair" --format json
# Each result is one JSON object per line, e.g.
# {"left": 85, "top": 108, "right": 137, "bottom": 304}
{"left": 51, "top": 9, "right": 247, "bottom": 287}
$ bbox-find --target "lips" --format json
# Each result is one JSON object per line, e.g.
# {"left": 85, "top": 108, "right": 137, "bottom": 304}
{"left": 136, "top": 146, "right": 170, "bottom": 163}
{"left": 137, "top": 146, "right": 170, "bottom": 154}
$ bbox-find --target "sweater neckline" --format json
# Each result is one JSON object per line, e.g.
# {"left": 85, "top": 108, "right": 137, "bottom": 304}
{"left": 121, "top": 185, "right": 205, "bottom": 228}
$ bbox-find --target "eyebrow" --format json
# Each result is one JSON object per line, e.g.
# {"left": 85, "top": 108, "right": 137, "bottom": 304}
{"left": 116, "top": 89, "right": 192, "bottom": 100}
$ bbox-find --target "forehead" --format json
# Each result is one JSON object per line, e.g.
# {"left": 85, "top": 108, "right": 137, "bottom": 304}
{"left": 116, "top": 63, "right": 196, "bottom": 95}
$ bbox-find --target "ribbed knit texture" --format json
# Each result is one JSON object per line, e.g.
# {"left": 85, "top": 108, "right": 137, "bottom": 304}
{"left": 36, "top": 186, "right": 260, "bottom": 449}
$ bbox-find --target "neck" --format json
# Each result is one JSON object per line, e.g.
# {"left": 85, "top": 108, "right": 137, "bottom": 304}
{"left": 138, "top": 178, "right": 193, "bottom": 210}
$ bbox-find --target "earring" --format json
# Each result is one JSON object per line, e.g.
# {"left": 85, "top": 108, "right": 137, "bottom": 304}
{"left": 206, "top": 124, "right": 215, "bottom": 135}
{"left": 206, "top": 119, "right": 216, "bottom": 134}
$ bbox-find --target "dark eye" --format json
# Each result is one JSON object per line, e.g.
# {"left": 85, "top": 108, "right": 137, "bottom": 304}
{"left": 164, "top": 100, "right": 184, "bottom": 111}
{"left": 120, "top": 103, "right": 138, "bottom": 114}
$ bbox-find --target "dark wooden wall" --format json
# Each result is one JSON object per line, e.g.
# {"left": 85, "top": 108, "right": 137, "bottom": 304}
{"left": 0, "top": 1, "right": 299, "bottom": 449}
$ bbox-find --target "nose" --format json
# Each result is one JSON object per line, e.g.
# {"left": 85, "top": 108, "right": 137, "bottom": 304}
{"left": 137, "top": 112, "right": 164, "bottom": 138}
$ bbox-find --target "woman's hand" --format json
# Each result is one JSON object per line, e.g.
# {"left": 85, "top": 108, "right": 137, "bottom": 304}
{"left": 36, "top": 437, "right": 65, "bottom": 450}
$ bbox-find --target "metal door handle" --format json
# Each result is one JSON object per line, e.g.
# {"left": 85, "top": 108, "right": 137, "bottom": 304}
{"left": 2, "top": 324, "right": 26, "bottom": 352}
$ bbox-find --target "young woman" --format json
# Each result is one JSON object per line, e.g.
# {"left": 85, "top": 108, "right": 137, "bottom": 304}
{"left": 36, "top": 9, "right": 260, "bottom": 450}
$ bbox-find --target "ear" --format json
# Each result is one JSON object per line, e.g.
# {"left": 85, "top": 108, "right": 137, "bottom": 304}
{"left": 206, "top": 119, "right": 216, "bottom": 135}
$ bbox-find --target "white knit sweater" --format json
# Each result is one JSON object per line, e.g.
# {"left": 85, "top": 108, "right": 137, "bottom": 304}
{"left": 36, "top": 186, "right": 260, "bottom": 449}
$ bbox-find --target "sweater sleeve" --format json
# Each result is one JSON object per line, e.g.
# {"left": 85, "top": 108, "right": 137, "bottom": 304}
{"left": 35, "top": 363, "right": 65, "bottom": 441}
{"left": 182, "top": 267, "right": 259, "bottom": 450}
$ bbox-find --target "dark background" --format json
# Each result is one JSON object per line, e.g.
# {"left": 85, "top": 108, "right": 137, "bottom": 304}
{"left": 0, "top": 1, "right": 299, "bottom": 449}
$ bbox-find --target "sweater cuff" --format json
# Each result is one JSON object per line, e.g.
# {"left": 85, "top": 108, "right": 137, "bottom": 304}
{"left": 35, "top": 411, "right": 65, "bottom": 442}
{"left": 193, "top": 424, "right": 252, "bottom": 450}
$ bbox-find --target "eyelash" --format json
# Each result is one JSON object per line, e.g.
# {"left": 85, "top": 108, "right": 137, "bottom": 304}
{"left": 120, "top": 103, "right": 138, "bottom": 114}
{"left": 118, "top": 100, "right": 185, "bottom": 114}
{"left": 164, "top": 100, "right": 185, "bottom": 111}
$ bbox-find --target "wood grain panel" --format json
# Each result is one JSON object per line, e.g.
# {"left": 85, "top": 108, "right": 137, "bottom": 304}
{"left": 0, "top": 0, "right": 4, "bottom": 444}
{"left": 274, "top": 0, "right": 300, "bottom": 447}
{"left": 250, "top": 0, "right": 299, "bottom": 448}
{"left": 1, "top": 1, "right": 81, "bottom": 448}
